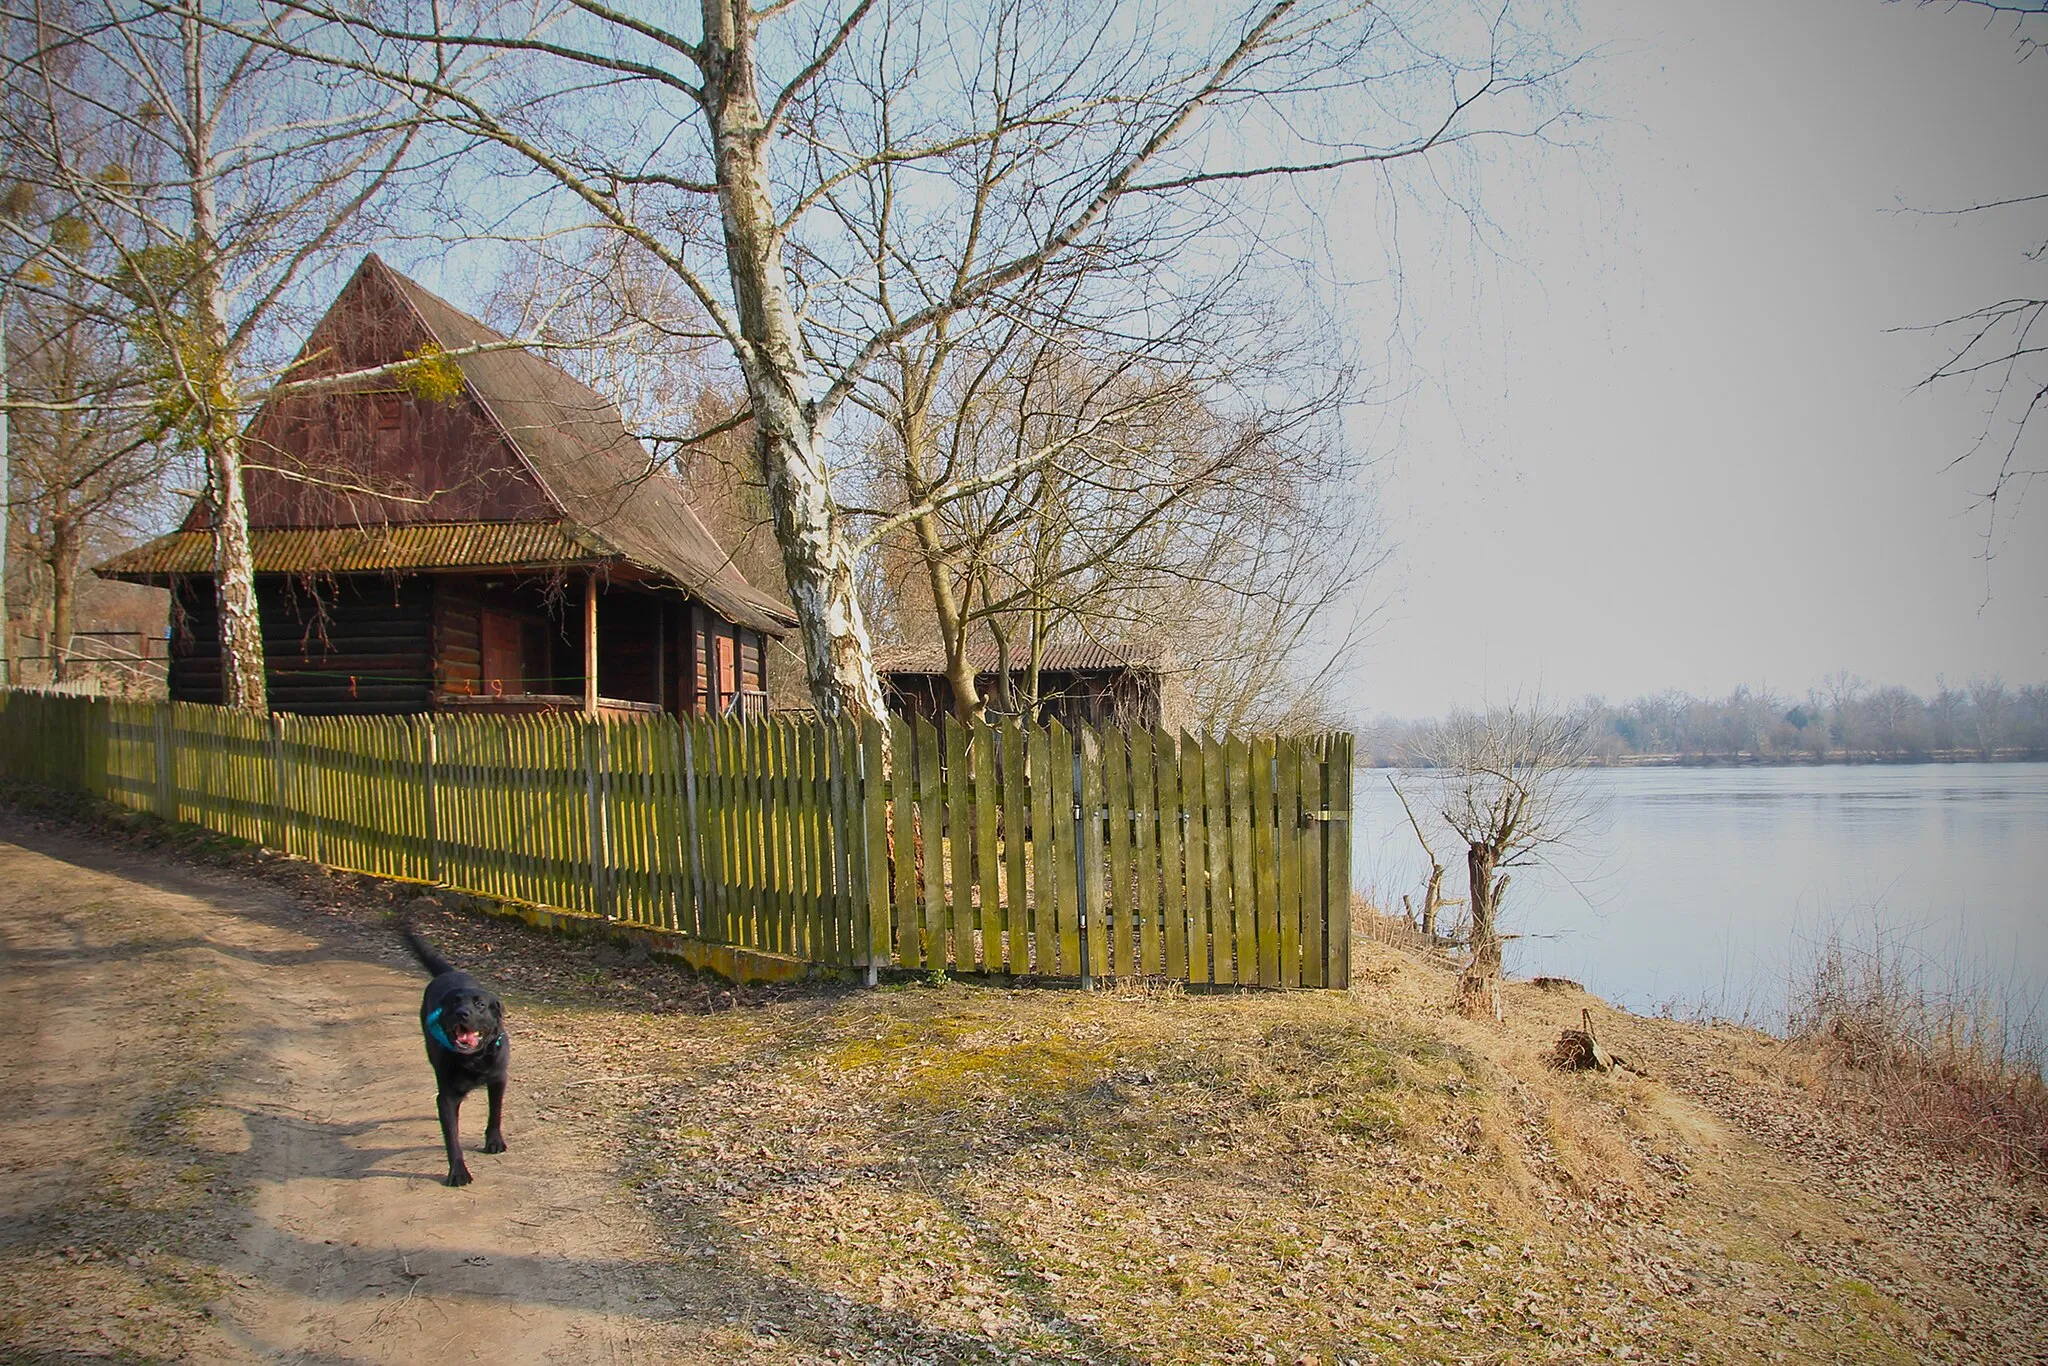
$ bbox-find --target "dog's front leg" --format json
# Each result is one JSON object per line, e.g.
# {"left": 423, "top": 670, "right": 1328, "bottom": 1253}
{"left": 437, "top": 1090, "right": 473, "bottom": 1186}
{"left": 482, "top": 1078, "right": 507, "bottom": 1155}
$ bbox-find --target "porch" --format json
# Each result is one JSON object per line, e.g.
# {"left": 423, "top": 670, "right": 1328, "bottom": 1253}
{"left": 433, "top": 571, "right": 771, "bottom": 720}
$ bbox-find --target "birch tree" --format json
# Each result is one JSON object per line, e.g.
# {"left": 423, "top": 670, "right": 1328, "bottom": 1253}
{"left": 234, "top": 0, "right": 1580, "bottom": 720}
{"left": 3, "top": 0, "right": 437, "bottom": 710}
{"left": 831, "top": 204, "right": 1380, "bottom": 729}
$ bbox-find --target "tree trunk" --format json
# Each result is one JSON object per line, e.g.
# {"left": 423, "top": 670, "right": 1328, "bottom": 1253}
{"left": 1022, "top": 597, "right": 1047, "bottom": 724}
{"left": 895, "top": 383, "right": 981, "bottom": 721}
{"left": 913, "top": 508, "right": 982, "bottom": 721}
{"left": 181, "top": 3, "right": 266, "bottom": 713}
{"left": 701, "top": 0, "right": 885, "bottom": 723}
{"left": 207, "top": 412, "right": 268, "bottom": 711}
{"left": 1420, "top": 861, "right": 1443, "bottom": 942}
{"left": 47, "top": 513, "right": 79, "bottom": 684}
{"left": 989, "top": 614, "right": 1018, "bottom": 716}
{"left": 1457, "top": 843, "right": 1503, "bottom": 1019}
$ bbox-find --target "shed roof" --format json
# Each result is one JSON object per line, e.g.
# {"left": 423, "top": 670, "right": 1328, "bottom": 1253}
{"left": 98, "top": 255, "right": 797, "bottom": 636}
{"left": 875, "top": 641, "right": 1168, "bottom": 676}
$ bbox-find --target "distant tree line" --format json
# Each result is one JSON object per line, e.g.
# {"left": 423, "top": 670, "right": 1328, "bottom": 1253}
{"left": 1363, "top": 674, "right": 2048, "bottom": 767}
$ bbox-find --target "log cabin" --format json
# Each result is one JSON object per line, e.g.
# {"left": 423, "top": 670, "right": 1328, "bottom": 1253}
{"left": 96, "top": 254, "right": 797, "bottom": 718}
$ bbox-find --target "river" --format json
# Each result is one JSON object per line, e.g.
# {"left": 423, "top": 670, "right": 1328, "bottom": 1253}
{"left": 1350, "top": 762, "right": 2048, "bottom": 1029}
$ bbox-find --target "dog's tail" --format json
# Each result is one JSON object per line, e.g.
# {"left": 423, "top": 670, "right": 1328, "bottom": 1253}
{"left": 401, "top": 927, "right": 456, "bottom": 978}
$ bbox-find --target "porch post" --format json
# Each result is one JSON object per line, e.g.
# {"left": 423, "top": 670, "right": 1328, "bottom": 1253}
{"left": 654, "top": 600, "right": 668, "bottom": 713}
{"left": 583, "top": 570, "right": 599, "bottom": 717}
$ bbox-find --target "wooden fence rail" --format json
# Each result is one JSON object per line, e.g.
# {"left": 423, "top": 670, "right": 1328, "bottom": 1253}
{"left": 0, "top": 691, "right": 1353, "bottom": 989}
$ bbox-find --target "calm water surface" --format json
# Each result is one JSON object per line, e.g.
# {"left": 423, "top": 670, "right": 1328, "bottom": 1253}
{"left": 1350, "top": 763, "right": 2048, "bottom": 1024}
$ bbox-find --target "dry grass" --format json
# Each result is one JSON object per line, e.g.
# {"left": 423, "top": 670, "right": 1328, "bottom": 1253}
{"left": 1350, "top": 893, "right": 1458, "bottom": 963}
{"left": 543, "top": 939, "right": 2040, "bottom": 1363}
{"left": 7, "top": 780, "right": 2045, "bottom": 1364}
{"left": 1778, "top": 929, "right": 2048, "bottom": 1179}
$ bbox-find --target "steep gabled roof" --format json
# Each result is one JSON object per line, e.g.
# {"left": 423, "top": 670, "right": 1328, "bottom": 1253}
{"left": 99, "top": 255, "right": 795, "bottom": 636}
{"left": 369, "top": 257, "right": 795, "bottom": 634}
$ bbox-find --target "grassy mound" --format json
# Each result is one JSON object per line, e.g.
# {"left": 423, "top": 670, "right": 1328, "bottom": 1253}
{"left": 533, "top": 934, "right": 2044, "bottom": 1364}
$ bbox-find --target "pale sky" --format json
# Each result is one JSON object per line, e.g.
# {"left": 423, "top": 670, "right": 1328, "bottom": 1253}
{"left": 1334, "top": 0, "right": 2048, "bottom": 719}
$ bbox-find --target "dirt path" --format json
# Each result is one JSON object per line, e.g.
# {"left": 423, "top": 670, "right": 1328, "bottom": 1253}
{"left": 0, "top": 817, "right": 699, "bottom": 1364}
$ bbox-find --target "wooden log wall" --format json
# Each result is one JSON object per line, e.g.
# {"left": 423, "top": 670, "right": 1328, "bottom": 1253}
{"left": 0, "top": 691, "right": 1355, "bottom": 989}
{"left": 170, "top": 574, "right": 436, "bottom": 714}
{"left": 432, "top": 578, "right": 484, "bottom": 696}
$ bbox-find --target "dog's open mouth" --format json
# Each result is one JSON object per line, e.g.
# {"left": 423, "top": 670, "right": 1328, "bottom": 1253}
{"left": 451, "top": 1028, "right": 484, "bottom": 1051}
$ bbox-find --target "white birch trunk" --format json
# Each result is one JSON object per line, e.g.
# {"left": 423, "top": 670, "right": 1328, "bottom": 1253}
{"left": 701, "top": 0, "right": 885, "bottom": 724}
{"left": 206, "top": 411, "right": 266, "bottom": 711}
{"left": 185, "top": 3, "right": 266, "bottom": 713}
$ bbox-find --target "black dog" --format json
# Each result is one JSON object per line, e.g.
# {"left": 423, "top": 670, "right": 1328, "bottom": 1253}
{"left": 401, "top": 928, "right": 510, "bottom": 1186}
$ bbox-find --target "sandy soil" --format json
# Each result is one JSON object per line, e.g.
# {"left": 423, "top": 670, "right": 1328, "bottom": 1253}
{"left": 0, "top": 816, "right": 701, "bottom": 1363}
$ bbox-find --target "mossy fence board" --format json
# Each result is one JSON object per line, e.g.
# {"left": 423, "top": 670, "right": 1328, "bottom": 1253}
{"left": 0, "top": 691, "right": 1353, "bottom": 989}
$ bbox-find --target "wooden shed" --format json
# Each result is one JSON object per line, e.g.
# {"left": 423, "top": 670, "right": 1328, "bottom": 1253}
{"left": 97, "top": 254, "right": 796, "bottom": 718}
{"left": 876, "top": 641, "right": 1183, "bottom": 731}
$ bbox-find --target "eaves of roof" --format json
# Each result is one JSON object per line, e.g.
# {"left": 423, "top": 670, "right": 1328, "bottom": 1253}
{"left": 94, "top": 521, "right": 610, "bottom": 580}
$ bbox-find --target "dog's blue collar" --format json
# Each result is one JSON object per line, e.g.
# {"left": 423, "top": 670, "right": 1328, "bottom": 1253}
{"left": 426, "top": 1005, "right": 500, "bottom": 1054}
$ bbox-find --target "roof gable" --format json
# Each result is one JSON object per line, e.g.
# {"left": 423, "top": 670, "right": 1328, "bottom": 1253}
{"left": 177, "top": 255, "right": 793, "bottom": 635}
{"left": 221, "top": 256, "right": 558, "bottom": 532}
{"left": 373, "top": 259, "right": 795, "bottom": 634}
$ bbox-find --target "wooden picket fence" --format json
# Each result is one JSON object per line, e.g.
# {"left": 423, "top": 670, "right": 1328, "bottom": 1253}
{"left": 0, "top": 690, "right": 1354, "bottom": 988}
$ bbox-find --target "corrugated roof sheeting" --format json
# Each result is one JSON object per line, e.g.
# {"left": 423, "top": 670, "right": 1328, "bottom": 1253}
{"left": 98, "top": 521, "right": 607, "bottom": 579}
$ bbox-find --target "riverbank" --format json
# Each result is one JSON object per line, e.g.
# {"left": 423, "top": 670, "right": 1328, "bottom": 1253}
{"left": 1, "top": 784, "right": 2042, "bottom": 1363}
{"left": 1350, "top": 762, "right": 2048, "bottom": 1036}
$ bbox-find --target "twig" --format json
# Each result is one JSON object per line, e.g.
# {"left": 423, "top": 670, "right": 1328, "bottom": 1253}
{"left": 371, "top": 1252, "right": 428, "bottom": 1329}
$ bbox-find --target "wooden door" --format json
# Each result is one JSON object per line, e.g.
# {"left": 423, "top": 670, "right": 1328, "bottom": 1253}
{"left": 481, "top": 609, "right": 523, "bottom": 695}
